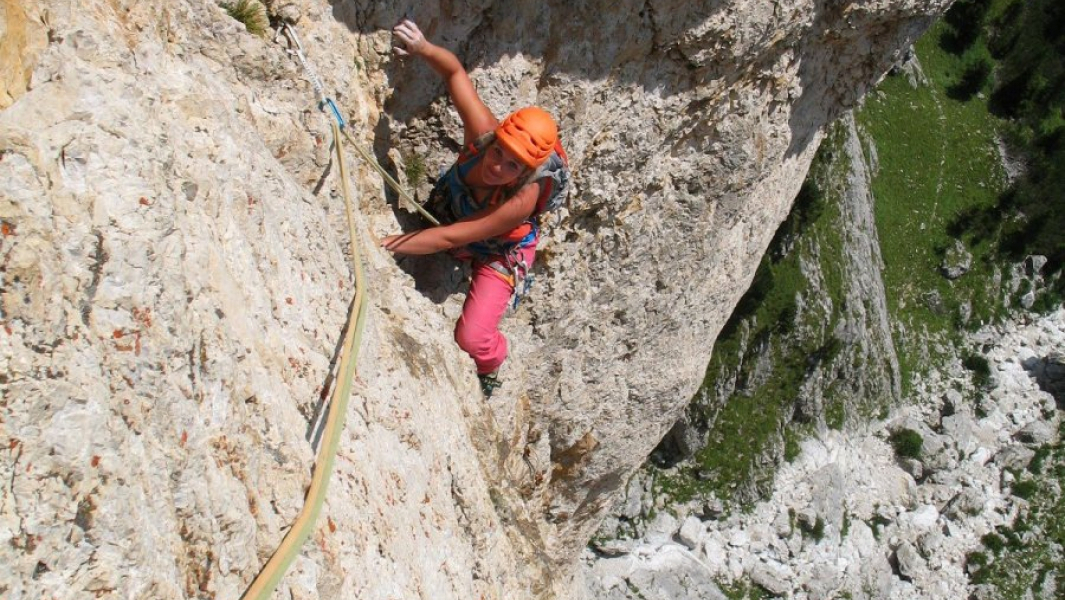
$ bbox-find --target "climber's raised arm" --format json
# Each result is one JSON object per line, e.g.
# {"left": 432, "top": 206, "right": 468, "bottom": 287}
{"left": 392, "top": 19, "right": 497, "bottom": 143}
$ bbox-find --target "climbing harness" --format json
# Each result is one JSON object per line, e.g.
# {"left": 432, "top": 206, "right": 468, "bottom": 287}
{"left": 484, "top": 252, "right": 533, "bottom": 310}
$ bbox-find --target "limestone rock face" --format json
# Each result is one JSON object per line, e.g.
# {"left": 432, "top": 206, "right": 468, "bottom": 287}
{"left": 1, "top": 0, "right": 948, "bottom": 598}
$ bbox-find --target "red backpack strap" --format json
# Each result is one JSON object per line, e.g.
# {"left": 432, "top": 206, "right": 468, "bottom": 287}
{"left": 535, "top": 176, "right": 555, "bottom": 215}
{"left": 553, "top": 139, "right": 569, "bottom": 166}
{"left": 458, "top": 132, "right": 496, "bottom": 164}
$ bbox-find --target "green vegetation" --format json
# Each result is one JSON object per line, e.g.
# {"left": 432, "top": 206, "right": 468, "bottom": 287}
{"left": 220, "top": 0, "right": 269, "bottom": 36}
{"left": 962, "top": 352, "right": 992, "bottom": 388}
{"left": 720, "top": 581, "right": 771, "bottom": 600}
{"left": 982, "top": 531, "right": 1007, "bottom": 554}
{"left": 857, "top": 13, "right": 1011, "bottom": 386}
{"left": 800, "top": 516, "right": 827, "bottom": 542}
{"left": 1010, "top": 479, "right": 1038, "bottom": 500}
{"left": 888, "top": 428, "right": 924, "bottom": 460}
{"left": 966, "top": 550, "right": 990, "bottom": 569}
{"left": 403, "top": 152, "right": 427, "bottom": 186}
{"left": 940, "top": 0, "right": 1065, "bottom": 305}
{"left": 981, "top": 0, "right": 1065, "bottom": 296}
{"left": 870, "top": 513, "right": 892, "bottom": 541}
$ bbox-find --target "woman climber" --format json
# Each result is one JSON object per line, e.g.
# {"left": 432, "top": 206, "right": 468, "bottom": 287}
{"left": 382, "top": 19, "right": 570, "bottom": 398}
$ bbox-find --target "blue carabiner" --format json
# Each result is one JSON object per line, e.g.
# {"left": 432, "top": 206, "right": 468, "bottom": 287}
{"left": 321, "top": 98, "right": 346, "bottom": 130}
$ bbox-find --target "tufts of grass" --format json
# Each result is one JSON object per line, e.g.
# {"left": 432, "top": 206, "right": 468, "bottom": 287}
{"left": 800, "top": 516, "right": 827, "bottom": 542}
{"left": 889, "top": 428, "right": 924, "bottom": 460}
{"left": 982, "top": 532, "right": 1007, "bottom": 554}
{"left": 220, "top": 0, "right": 269, "bottom": 36}
{"left": 1011, "top": 479, "right": 1038, "bottom": 500}
{"left": 970, "top": 430, "right": 1065, "bottom": 598}
{"left": 403, "top": 152, "right": 427, "bottom": 186}
{"left": 962, "top": 352, "right": 993, "bottom": 388}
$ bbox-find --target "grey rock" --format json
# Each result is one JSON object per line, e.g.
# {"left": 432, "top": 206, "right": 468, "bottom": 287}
{"left": 1027, "top": 351, "right": 1065, "bottom": 403}
{"left": 772, "top": 510, "right": 792, "bottom": 537}
{"left": 809, "top": 463, "right": 846, "bottom": 534}
{"left": 941, "top": 413, "right": 980, "bottom": 453}
{"left": 916, "top": 531, "right": 944, "bottom": 557}
{"left": 751, "top": 562, "right": 792, "bottom": 597}
{"left": 729, "top": 529, "right": 750, "bottom": 548}
{"left": 923, "top": 290, "right": 949, "bottom": 314}
{"left": 592, "top": 537, "right": 639, "bottom": 557}
{"left": 275, "top": 3, "right": 301, "bottom": 23}
{"left": 645, "top": 512, "right": 680, "bottom": 545}
{"left": 0, "top": 0, "right": 966, "bottom": 597}
{"left": 654, "top": 415, "right": 705, "bottom": 464}
{"left": 1025, "top": 255, "right": 1048, "bottom": 276}
{"left": 700, "top": 497, "right": 726, "bottom": 521}
{"left": 894, "top": 541, "right": 924, "bottom": 581}
{"left": 899, "top": 457, "right": 924, "bottom": 480}
{"left": 677, "top": 516, "right": 704, "bottom": 550}
{"left": 617, "top": 477, "right": 645, "bottom": 520}
{"left": 624, "top": 559, "right": 729, "bottom": 600}
{"left": 796, "top": 507, "right": 819, "bottom": 534}
{"left": 944, "top": 488, "right": 985, "bottom": 520}
{"left": 803, "top": 563, "right": 841, "bottom": 600}
{"left": 994, "top": 445, "right": 1036, "bottom": 471}
{"left": 1016, "top": 421, "right": 1055, "bottom": 445}
{"left": 957, "top": 300, "right": 973, "bottom": 325}
{"left": 940, "top": 240, "right": 973, "bottom": 280}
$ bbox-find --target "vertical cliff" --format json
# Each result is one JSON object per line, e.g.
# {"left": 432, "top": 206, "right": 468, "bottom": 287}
{"left": 1, "top": 0, "right": 949, "bottom": 598}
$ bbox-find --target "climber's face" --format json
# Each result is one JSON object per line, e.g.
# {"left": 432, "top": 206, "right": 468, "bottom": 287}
{"left": 482, "top": 143, "right": 526, "bottom": 186}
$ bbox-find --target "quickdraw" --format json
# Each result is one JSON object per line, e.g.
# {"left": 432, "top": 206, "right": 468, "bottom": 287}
{"left": 280, "top": 23, "right": 440, "bottom": 226}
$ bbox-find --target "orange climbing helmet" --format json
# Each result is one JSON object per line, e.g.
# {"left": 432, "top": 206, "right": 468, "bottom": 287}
{"left": 494, "top": 107, "right": 559, "bottom": 168}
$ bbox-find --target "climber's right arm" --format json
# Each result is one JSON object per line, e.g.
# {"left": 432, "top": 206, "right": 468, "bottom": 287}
{"left": 392, "top": 19, "right": 497, "bottom": 143}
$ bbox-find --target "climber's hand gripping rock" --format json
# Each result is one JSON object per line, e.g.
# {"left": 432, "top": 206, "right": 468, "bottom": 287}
{"left": 392, "top": 19, "right": 427, "bottom": 57}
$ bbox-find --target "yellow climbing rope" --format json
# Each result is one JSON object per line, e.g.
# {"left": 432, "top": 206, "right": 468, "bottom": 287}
{"left": 241, "top": 23, "right": 445, "bottom": 597}
{"left": 240, "top": 119, "right": 367, "bottom": 600}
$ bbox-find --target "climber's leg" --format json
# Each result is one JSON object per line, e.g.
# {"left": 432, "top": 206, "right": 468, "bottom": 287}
{"left": 454, "top": 246, "right": 535, "bottom": 375}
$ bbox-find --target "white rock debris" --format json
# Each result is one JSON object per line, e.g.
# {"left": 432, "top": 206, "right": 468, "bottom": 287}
{"left": 583, "top": 308, "right": 1065, "bottom": 599}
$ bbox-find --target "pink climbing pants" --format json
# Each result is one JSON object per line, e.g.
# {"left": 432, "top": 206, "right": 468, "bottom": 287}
{"left": 453, "top": 245, "right": 535, "bottom": 375}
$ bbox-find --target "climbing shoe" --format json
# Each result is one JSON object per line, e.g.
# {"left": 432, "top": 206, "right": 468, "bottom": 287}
{"left": 478, "top": 371, "right": 502, "bottom": 398}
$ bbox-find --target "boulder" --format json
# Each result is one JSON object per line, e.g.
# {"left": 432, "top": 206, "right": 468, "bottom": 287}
{"left": 944, "top": 488, "right": 985, "bottom": 520}
{"left": 893, "top": 541, "right": 924, "bottom": 582}
{"left": 645, "top": 512, "right": 680, "bottom": 545}
{"left": 803, "top": 563, "right": 842, "bottom": 600}
{"left": 940, "top": 240, "right": 973, "bottom": 280}
{"left": 994, "top": 445, "right": 1035, "bottom": 471}
{"left": 899, "top": 457, "right": 924, "bottom": 480}
{"left": 1025, "top": 255, "right": 1048, "bottom": 277}
{"left": 751, "top": 561, "right": 792, "bottom": 597}
{"left": 677, "top": 516, "right": 704, "bottom": 550}
{"left": 1027, "top": 351, "right": 1065, "bottom": 404}
{"left": 1015, "top": 421, "right": 1055, "bottom": 445}
{"left": 917, "top": 531, "right": 944, "bottom": 557}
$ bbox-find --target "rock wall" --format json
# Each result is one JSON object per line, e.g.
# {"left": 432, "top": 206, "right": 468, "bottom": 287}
{"left": 1, "top": 0, "right": 949, "bottom": 598}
